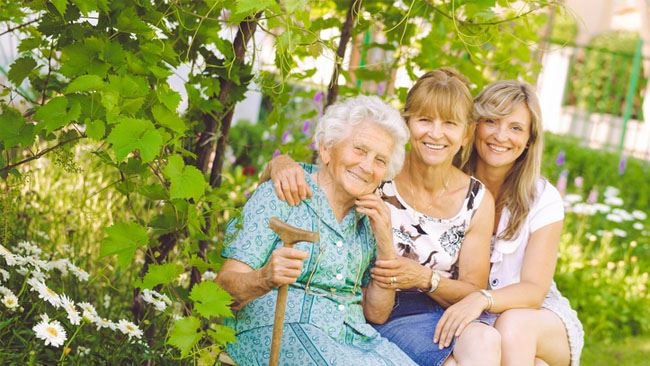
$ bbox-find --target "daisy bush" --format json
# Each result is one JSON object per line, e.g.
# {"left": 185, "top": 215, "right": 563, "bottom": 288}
{"left": 543, "top": 133, "right": 650, "bottom": 341}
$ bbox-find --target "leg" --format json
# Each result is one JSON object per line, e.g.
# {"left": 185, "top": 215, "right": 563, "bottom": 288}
{"left": 495, "top": 309, "right": 570, "bottom": 366}
{"left": 452, "top": 322, "right": 500, "bottom": 366}
{"left": 441, "top": 356, "right": 457, "bottom": 366}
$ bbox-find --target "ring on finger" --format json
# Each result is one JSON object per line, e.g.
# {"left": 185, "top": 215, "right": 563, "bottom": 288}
{"left": 390, "top": 276, "right": 397, "bottom": 285}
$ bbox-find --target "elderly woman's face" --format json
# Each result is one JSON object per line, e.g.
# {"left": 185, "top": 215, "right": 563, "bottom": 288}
{"left": 321, "top": 120, "right": 394, "bottom": 198}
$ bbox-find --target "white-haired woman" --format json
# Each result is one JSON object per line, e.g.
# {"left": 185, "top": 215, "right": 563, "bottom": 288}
{"left": 218, "top": 95, "right": 417, "bottom": 365}
{"left": 434, "top": 81, "right": 584, "bottom": 366}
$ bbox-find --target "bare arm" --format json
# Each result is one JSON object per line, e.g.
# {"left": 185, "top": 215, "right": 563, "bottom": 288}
{"left": 355, "top": 194, "right": 398, "bottom": 324}
{"left": 216, "top": 247, "right": 309, "bottom": 311}
{"left": 370, "top": 189, "right": 494, "bottom": 307}
{"left": 261, "top": 154, "right": 312, "bottom": 206}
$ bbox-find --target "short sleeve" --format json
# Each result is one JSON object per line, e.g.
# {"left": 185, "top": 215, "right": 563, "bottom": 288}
{"left": 360, "top": 219, "right": 378, "bottom": 288}
{"left": 222, "top": 181, "right": 290, "bottom": 269}
{"left": 529, "top": 180, "right": 564, "bottom": 233}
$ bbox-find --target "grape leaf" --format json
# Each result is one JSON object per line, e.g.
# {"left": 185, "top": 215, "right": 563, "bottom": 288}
{"left": 207, "top": 324, "right": 237, "bottom": 346}
{"left": 100, "top": 222, "right": 148, "bottom": 270}
{"left": 167, "top": 316, "right": 203, "bottom": 358}
{"left": 0, "top": 108, "right": 35, "bottom": 148}
{"left": 152, "top": 105, "right": 186, "bottom": 134}
{"left": 8, "top": 57, "right": 37, "bottom": 86}
{"left": 85, "top": 119, "right": 105, "bottom": 140}
{"left": 106, "top": 118, "right": 162, "bottom": 162}
{"left": 33, "top": 96, "right": 81, "bottom": 133}
{"left": 163, "top": 155, "right": 206, "bottom": 200}
{"left": 189, "top": 281, "right": 233, "bottom": 319}
{"left": 66, "top": 74, "right": 105, "bottom": 93}
{"left": 51, "top": 0, "right": 67, "bottom": 16}
{"left": 135, "top": 263, "right": 184, "bottom": 289}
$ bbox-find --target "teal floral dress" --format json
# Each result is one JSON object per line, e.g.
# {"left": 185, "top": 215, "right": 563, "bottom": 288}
{"left": 223, "top": 173, "right": 416, "bottom": 366}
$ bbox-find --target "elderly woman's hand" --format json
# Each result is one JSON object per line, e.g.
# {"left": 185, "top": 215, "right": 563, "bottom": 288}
{"left": 355, "top": 193, "right": 394, "bottom": 259}
{"left": 259, "top": 247, "right": 309, "bottom": 289}
{"left": 370, "top": 257, "right": 431, "bottom": 290}
{"left": 433, "top": 291, "right": 490, "bottom": 348}
{"left": 269, "top": 155, "right": 312, "bottom": 206}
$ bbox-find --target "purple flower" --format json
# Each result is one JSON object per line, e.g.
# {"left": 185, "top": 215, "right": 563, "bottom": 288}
{"left": 308, "top": 141, "right": 317, "bottom": 151}
{"left": 556, "top": 169, "right": 568, "bottom": 195}
{"left": 618, "top": 155, "right": 627, "bottom": 175}
{"left": 574, "top": 176, "right": 584, "bottom": 189}
{"left": 282, "top": 131, "right": 292, "bottom": 144}
{"left": 302, "top": 120, "right": 312, "bottom": 136}
{"left": 587, "top": 188, "right": 598, "bottom": 204}
{"left": 313, "top": 91, "right": 324, "bottom": 104}
{"left": 555, "top": 151, "right": 565, "bottom": 166}
{"left": 273, "top": 149, "right": 281, "bottom": 158}
{"left": 377, "top": 82, "right": 386, "bottom": 96}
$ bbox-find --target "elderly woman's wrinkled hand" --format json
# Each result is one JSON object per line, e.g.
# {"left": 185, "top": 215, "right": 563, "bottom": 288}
{"left": 370, "top": 257, "right": 429, "bottom": 290}
{"left": 355, "top": 193, "right": 393, "bottom": 257}
{"left": 259, "top": 247, "right": 309, "bottom": 289}
{"left": 433, "top": 291, "right": 489, "bottom": 349}
{"left": 270, "top": 155, "right": 312, "bottom": 206}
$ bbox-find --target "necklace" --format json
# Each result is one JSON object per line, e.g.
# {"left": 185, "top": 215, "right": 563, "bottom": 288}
{"left": 405, "top": 159, "right": 452, "bottom": 214}
{"left": 303, "top": 171, "right": 365, "bottom": 302}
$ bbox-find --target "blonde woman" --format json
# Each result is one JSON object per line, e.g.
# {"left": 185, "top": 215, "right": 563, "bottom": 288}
{"left": 266, "top": 68, "right": 497, "bottom": 366}
{"left": 434, "top": 81, "right": 584, "bottom": 366}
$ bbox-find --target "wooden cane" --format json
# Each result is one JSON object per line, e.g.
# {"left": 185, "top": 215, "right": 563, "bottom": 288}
{"left": 268, "top": 217, "right": 319, "bottom": 366}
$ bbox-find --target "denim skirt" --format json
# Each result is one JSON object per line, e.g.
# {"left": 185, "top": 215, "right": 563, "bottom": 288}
{"left": 371, "top": 291, "right": 454, "bottom": 366}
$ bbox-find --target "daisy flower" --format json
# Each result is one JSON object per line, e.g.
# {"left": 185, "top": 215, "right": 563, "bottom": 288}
{"left": 95, "top": 317, "right": 116, "bottom": 330}
{"left": 0, "top": 268, "right": 9, "bottom": 282}
{"left": 201, "top": 270, "right": 217, "bottom": 281}
{"left": 77, "top": 302, "right": 98, "bottom": 322}
{"left": 2, "top": 294, "right": 18, "bottom": 310}
{"left": 69, "top": 265, "right": 89, "bottom": 282}
{"left": 33, "top": 316, "right": 67, "bottom": 347}
{"left": 117, "top": 319, "right": 143, "bottom": 340}
{"left": 59, "top": 294, "right": 81, "bottom": 325}
{"left": 32, "top": 279, "right": 61, "bottom": 308}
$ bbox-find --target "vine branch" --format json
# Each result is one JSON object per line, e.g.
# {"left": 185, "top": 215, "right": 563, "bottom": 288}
{"left": 0, "top": 136, "right": 83, "bottom": 174}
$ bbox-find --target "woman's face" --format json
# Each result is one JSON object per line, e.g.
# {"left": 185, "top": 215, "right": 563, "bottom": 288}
{"left": 408, "top": 115, "right": 467, "bottom": 167}
{"left": 320, "top": 120, "right": 394, "bottom": 199}
{"left": 474, "top": 102, "right": 531, "bottom": 171}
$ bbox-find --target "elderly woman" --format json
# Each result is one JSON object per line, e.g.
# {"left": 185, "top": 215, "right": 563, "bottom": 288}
{"left": 217, "top": 95, "right": 416, "bottom": 365}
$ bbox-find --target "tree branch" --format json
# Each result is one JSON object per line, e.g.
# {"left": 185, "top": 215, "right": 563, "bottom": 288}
{"left": 0, "top": 136, "right": 82, "bottom": 174}
{"left": 0, "top": 17, "right": 41, "bottom": 37}
{"left": 427, "top": 2, "right": 547, "bottom": 27}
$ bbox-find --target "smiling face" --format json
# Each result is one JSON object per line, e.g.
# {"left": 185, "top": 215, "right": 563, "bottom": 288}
{"left": 320, "top": 120, "right": 394, "bottom": 199}
{"left": 475, "top": 102, "right": 531, "bottom": 172}
{"left": 408, "top": 115, "right": 469, "bottom": 167}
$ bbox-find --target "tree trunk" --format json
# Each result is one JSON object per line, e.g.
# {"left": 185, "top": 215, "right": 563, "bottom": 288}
{"left": 326, "top": 0, "right": 363, "bottom": 108}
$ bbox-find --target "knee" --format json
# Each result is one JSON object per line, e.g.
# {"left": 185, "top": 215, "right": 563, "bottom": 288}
{"left": 454, "top": 323, "right": 501, "bottom": 365}
{"left": 495, "top": 309, "right": 529, "bottom": 344}
{"left": 463, "top": 324, "right": 501, "bottom": 352}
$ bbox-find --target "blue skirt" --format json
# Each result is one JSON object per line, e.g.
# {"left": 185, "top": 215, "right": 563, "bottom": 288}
{"left": 371, "top": 292, "right": 454, "bottom": 366}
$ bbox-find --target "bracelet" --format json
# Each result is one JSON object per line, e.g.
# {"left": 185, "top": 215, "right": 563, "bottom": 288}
{"left": 427, "top": 269, "right": 441, "bottom": 293}
{"left": 478, "top": 289, "right": 494, "bottom": 311}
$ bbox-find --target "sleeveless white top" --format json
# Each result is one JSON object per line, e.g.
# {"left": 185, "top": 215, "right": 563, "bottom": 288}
{"left": 378, "top": 177, "right": 486, "bottom": 279}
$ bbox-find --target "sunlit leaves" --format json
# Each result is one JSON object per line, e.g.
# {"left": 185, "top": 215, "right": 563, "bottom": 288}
{"left": 116, "top": 7, "right": 155, "bottom": 39}
{"left": 167, "top": 316, "right": 203, "bottom": 358}
{"left": 106, "top": 118, "right": 162, "bottom": 162}
{"left": 152, "top": 105, "right": 187, "bottom": 134}
{"left": 163, "top": 155, "right": 206, "bottom": 201}
{"left": 50, "top": 0, "right": 67, "bottom": 16}
{"left": 0, "top": 108, "right": 34, "bottom": 148}
{"left": 135, "top": 263, "right": 184, "bottom": 289}
{"left": 85, "top": 119, "right": 105, "bottom": 140}
{"left": 33, "top": 96, "right": 81, "bottom": 133}
{"left": 189, "top": 281, "right": 233, "bottom": 318}
{"left": 100, "top": 222, "right": 149, "bottom": 270}
{"left": 7, "top": 57, "right": 37, "bottom": 86}
{"left": 65, "top": 75, "right": 105, "bottom": 93}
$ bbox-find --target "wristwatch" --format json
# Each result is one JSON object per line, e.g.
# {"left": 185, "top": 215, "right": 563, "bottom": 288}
{"left": 427, "top": 269, "right": 441, "bottom": 293}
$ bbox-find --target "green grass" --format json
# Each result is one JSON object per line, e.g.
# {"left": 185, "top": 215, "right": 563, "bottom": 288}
{"left": 582, "top": 337, "right": 650, "bottom": 365}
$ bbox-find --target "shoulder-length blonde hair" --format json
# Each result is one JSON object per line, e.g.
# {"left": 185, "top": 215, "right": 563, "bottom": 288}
{"left": 466, "top": 80, "right": 543, "bottom": 240}
{"left": 403, "top": 67, "right": 475, "bottom": 167}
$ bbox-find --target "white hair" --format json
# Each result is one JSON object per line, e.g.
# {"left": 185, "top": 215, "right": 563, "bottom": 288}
{"left": 313, "top": 95, "right": 409, "bottom": 180}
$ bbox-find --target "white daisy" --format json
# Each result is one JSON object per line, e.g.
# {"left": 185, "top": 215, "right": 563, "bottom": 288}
{"left": 0, "top": 285, "right": 11, "bottom": 296}
{"left": 117, "top": 319, "right": 143, "bottom": 340}
{"left": 152, "top": 300, "right": 168, "bottom": 312}
{"left": 33, "top": 316, "right": 67, "bottom": 347}
{"left": 59, "top": 294, "right": 81, "bottom": 325}
{"left": 17, "top": 241, "right": 42, "bottom": 256}
{"left": 0, "top": 245, "right": 17, "bottom": 266}
{"left": 32, "top": 279, "right": 61, "bottom": 308}
{"left": 77, "top": 302, "right": 98, "bottom": 322}
{"left": 633, "top": 222, "right": 644, "bottom": 230}
{"left": 0, "top": 268, "right": 9, "bottom": 282}
{"left": 69, "top": 266, "right": 89, "bottom": 282}
{"left": 47, "top": 259, "right": 70, "bottom": 275}
{"left": 2, "top": 294, "right": 18, "bottom": 310}
{"left": 632, "top": 210, "right": 648, "bottom": 221}
{"left": 95, "top": 317, "right": 116, "bottom": 330}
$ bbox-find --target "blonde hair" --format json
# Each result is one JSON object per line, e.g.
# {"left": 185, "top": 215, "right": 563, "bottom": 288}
{"left": 466, "top": 80, "right": 543, "bottom": 240}
{"left": 403, "top": 67, "right": 475, "bottom": 167}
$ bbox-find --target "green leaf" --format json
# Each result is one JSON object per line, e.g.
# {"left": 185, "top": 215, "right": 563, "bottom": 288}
{"left": 116, "top": 7, "right": 154, "bottom": 38}
{"left": 100, "top": 222, "right": 148, "bottom": 270}
{"left": 34, "top": 96, "right": 80, "bottom": 133}
{"left": 163, "top": 155, "right": 206, "bottom": 201}
{"left": 66, "top": 75, "right": 105, "bottom": 93}
{"left": 167, "top": 316, "right": 203, "bottom": 358}
{"left": 85, "top": 119, "right": 105, "bottom": 140}
{"left": 106, "top": 118, "right": 162, "bottom": 162}
{"left": 156, "top": 85, "right": 181, "bottom": 111}
{"left": 236, "top": 0, "right": 275, "bottom": 17}
{"left": 8, "top": 57, "right": 37, "bottom": 86}
{"left": 152, "top": 105, "right": 186, "bottom": 134}
{"left": 135, "top": 263, "right": 184, "bottom": 289}
{"left": 0, "top": 108, "right": 35, "bottom": 148}
{"left": 189, "top": 281, "right": 233, "bottom": 319}
{"left": 50, "top": 0, "right": 67, "bottom": 15}
{"left": 207, "top": 324, "right": 237, "bottom": 346}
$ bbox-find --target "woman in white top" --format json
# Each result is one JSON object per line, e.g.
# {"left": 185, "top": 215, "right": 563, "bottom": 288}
{"left": 434, "top": 80, "right": 584, "bottom": 366}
